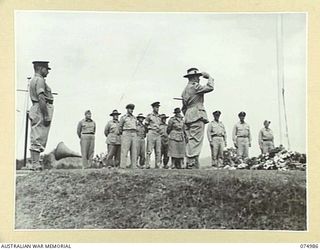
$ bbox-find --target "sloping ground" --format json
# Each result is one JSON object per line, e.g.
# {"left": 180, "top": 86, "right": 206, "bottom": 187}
{"left": 15, "top": 169, "right": 306, "bottom": 230}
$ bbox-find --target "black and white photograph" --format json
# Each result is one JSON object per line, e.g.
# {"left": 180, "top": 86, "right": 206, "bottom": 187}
{"left": 15, "top": 11, "right": 306, "bottom": 230}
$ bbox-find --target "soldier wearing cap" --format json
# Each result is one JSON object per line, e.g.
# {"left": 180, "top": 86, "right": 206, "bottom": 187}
{"left": 27, "top": 61, "right": 54, "bottom": 171}
{"left": 136, "top": 113, "right": 147, "bottom": 168}
{"left": 258, "top": 120, "right": 274, "bottom": 154}
{"left": 207, "top": 110, "right": 227, "bottom": 168}
{"left": 167, "top": 108, "right": 187, "bottom": 169}
{"left": 77, "top": 110, "right": 96, "bottom": 169}
{"left": 159, "top": 114, "right": 170, "bottom": 169}
{"left": 145, "top": 102, "right": 162, "bottom": 169}
{"left": 181, "top": 68, "right": 214, "bottom": 169}
{"left": 103, "top": 110, "right": 122, "bottom": 168}
{"left": 119, "top": 104, "right": 137, "bottom": 169}
{"left": 232, "top": 112, "right": 251, "bottom": 158}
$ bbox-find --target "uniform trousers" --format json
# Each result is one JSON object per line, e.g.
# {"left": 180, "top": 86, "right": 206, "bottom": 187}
{"left": 210, "top": 136, "right": 225, "bottom": 167}
{"left": 185, "top": 120, "right": 205, "bottom": 168}
{"left": 146, "top": 130, "right": 161, "bottom": 168}
{"left": 105, "top": 144, "right": 121, "bottom": 167}
{"left": 120, "top": 130, "right": 137, "bottom": 168}
{"left": 136, "top": 138, "right": 146, "bottom": 166}
{"left": 161, "top": 142, "right": 169, "bottom": 167}
{"left": 261, "top": 140, "right": 274, "bottom": 154}
{"left": 236, "top": 137, "right": 249, "bottom": 158}
{"left": 80, "top": 134, "right": 95, "bottom": 169}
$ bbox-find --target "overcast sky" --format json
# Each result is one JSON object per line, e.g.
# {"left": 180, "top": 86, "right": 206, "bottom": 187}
{"left": 15, "top": 11, "right": 306, "bottom": 159}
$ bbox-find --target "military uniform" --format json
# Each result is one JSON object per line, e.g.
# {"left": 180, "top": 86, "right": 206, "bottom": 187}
{"left": 136, "top": 119, "right": 147, "bottom": 167}
{"left": 258, "top": 125, "right": 274, "bottom": 154}
{"left": 28, "top": 61, "right": 54, "bottom": 170}
{"left": 167, "top": 111, "right": 186, "bottom": 169}
{"left": 145, "top": 110, "right": 162, "bottom": 169}
{"left": 159, "top": 117, "right": 169, "bottom": 168}
{"left": 77, "top": 115, "right": 96, "bottom": 169}
{"left": 181, "top": 68, "right": 214, "bottom": 168}
{"left": 119, "top": 108, "right": 137, "bottom": 168}
{"left": 232, "top": 121, "right": 251, "bottom": 158}
{"left": 104, "top": 118, "right": 121, "bottom": 167}
{"left": 207, "top": 119, "right": 226, "bottom": 167}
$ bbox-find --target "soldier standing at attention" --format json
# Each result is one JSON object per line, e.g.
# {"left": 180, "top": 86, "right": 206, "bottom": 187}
{"left": 207, "top": 110, "right": 227, "bottom": 168}
{"left": 77, "top": 110, "right": 96, "bottom": 169}
{"left": 119, "top": 104, "right": 137, "bottom": 169}
{"left": 145, "top": 102, "right": 162, "bottom": 169}
{"left": 181, "top": 68, "right": 214, "bottom": 169}
{"left": 27, "top": 61, "right": 54, "bottom": 171}
{"left": 232, "top": 112, "right": 251, "bottom": 158}
{"left": 167, "top": 108, "right": 186, "bottom": 169}
{"left": 258, "top": 120, "right": 274, "bottom": 154}
{"left": 159, "top": 114, "right": 169, "bottom": 169}
{"left": 104, "top": 110, "right": 121, "bottom": 168}
{"left": 136, "top": 113, "right": 147, "bottom": 168}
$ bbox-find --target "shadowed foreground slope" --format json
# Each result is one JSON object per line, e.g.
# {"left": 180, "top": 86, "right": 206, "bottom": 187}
{"left": 15, "top": 169, "right": 306, "bottom": 230}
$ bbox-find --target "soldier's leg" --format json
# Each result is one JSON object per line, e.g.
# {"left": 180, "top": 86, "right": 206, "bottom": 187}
{"left": 145, "top": 133, "right": 154, "bottom": 169}
{"left": 212, "top": 138, "right": 219, "bottom": 167}
{"left": 155, "top": 135, "right": 161, "bottom": 168}
{"left": 210, "top": 144, "right": 215, "bottom": 167}
{"left": 106, "top": 144, "right": 116, "bottom": 166}
{"left": 120, "top": 132, "right": 130, "bottom": 169}
{"left": 163, "top": 144, "right": 169, "bottom": 167}
{"left": 243, "top": 138, "right": 249, "bottom": 158}
{"left": 262, "top": 141, "right": 268, "bottom": 154}
{"left": 130, "top": 134, "right": 137, "bottom": 168}
{"left": 136, "top": 139, "right": 141, "bottom": 166}
{"left": 80, "top": 136, "right": 89, "bottom": 169}
{"left": 236, "top": 138, "right": 243, "bottom": 158}
{"left": 140, "top": 140, "right": 146, "bottom": 166}
{"left": 217, "top": 139, "right": 224, "bottom": 168}
{"left": 88, "top": 136, "right": 95, "bottom": 167}
{"left": 115, "top": 145, "right": 121, "bottom": 167}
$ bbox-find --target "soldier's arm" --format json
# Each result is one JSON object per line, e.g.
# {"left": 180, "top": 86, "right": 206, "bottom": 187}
{"left": 195, "top": 75, "right": 214, "bottom": 94}
{"left": 206, "top": 123, "right": 212, "bottom": 143}
{"left": 223, "top": 125, "right": 227, "bottom": 145}
{"left": 104, "top": 122, "right": 110, "bottom": 137}
{"left": 77, "top": 121, "right": 82, "bottom": 139}
{"left": 248, "top": 126, "right": 252, "bottom": 144}
{"left": 166, "top": 118, "right": 173, "bottom": 135}
{"left": 93, "top": 121, "right": 96, "bottom": 134}
{"left": 118, "top": 116, "right": 124, "bottom": 134}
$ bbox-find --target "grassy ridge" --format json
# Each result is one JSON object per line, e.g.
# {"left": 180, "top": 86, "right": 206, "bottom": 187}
{"left": 15, "top": 169, "right": 306, "bottom": 230}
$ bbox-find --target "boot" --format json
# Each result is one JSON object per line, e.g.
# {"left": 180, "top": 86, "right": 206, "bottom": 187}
{"left": 31, "top": 150, "right": 42, "bottom": 171}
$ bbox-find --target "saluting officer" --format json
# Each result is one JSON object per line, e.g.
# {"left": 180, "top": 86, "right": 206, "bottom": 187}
{"left": 77, "top": 110, "right": 96, "bottom": 169}
{"left": 27, "top": 61, "right": 54, "bottom": 171}
{"left": 104, "top": 110, "right": 121, "bottom": 168}
{"left": 207, "top": 110, "right": 227, "bottom": 168}
{"left": 119, "top": 104, "right": 137, "bottom": 169}
{"left": 145, "top": 102, "right": 162, "bottom": 169}
{"left": 136, "top": 113, "right": 147, "bottom": 168}
{"left": 159, "top": 114, "right": 169, "bottom": 169}
{"left": 258, "top": 120, "right": 274, "bottom": 154}
{"left": 232, "top": 112, "right": 251, "bottom": 158}
{"left": 181, "top": 68, "right": 214, "bottom": 169}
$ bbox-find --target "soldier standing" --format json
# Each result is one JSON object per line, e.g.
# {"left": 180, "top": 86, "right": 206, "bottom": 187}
{"left": 159, "top": 114, "right": 169, "bottom": 169}
{"left": 119, "top": 104, "right": 137, "bottom": 169}
{"left": 232, "top": 112, "right": 251, "bottom": 158}
{"left": 27, "top": 61, "right": 54, "bottom": 171}
{"left": 77, "top": 110, "right": 96, "bottom": 169}
{"left": 181, "top": 68, "right": 214, "bottom": 169}
{"left": 136, "top": 113, "right": 147, "bottom": 168}
{"left": 207, "top": 110, "right": 227, "bottom": 168}
{"left": 258, "top": 120, "right": 274, "bottom": 154}
{"left": 145, "top": 102, "right": 162, "bottom": 169}
{"left": 167, "top": 108, "right": 186, "bottom": 169}
{"left": 104, "top": 110, "right": 121, "bottom": 167}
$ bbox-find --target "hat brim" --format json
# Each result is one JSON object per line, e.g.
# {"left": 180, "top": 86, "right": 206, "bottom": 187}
{"left": 47, "top": 67, "right": 51, "bottom": 70}
{"left": 137, "top": 116, "right": 145, "bottom": 119}
{"left": 183, "top": 73, "right": 202, "bottom": 78}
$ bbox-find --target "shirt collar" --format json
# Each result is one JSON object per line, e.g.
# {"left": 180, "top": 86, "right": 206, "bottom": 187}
{"left": 34, "top": 73, "right": 44, "bottom": 79}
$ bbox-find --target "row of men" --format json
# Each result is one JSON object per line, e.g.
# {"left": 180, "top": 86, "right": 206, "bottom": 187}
{"left": 77, "top": 104, "right": 275, "bottom": 169}
{"left": 26, "top": 61, "right": 274, "bottom": 170}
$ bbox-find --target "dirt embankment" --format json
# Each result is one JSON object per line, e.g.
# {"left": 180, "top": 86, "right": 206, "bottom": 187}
{"left": 15, "top": 169, "right": 306, "bottom": 230}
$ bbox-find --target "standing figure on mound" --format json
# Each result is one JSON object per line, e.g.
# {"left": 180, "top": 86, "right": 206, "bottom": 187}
{"left": 258, "top": 120, "right": 274, "bottom": 154}
{"left": 159, "top": 114, "right": 170, "bottom": 169}
{"left": 27, "top": 61, "right": 54, "bottom": 171}
{"left": 181, "top": 68, "right": 214, "bottom": 169}
{"left": 104, "top": 110, "right": 121, "bottom": 168}
{"left": 136, "top": 113, "right": 147, "bottom": 168}
{"left": 145, "top": 102, "right": 162, "bottom": 169}
{"left": 232, "top": 112, "right": 251, "bottom": 159}
{"left": 167, "top": 108, "right": 186, "bottom": 169}
{"left": 119, "top": 104, "right": 137, "bottom": 169}
{"left": 207, "top": 110, "right": 227, "bottom": 168}
{"left": 77, "top": 110, "right": 96, "bottom": 169}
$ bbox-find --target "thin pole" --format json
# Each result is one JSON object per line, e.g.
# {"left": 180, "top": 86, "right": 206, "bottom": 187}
{"left": 23, "top": 77, "right": 31, "bottom": 167}
{"left": 276, "top": 14, "right": 283, "bottom": 145}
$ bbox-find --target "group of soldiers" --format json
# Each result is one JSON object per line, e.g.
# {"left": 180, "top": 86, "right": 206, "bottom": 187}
{"left": 26, "top": 61, "right": 275, "bottom": 171}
